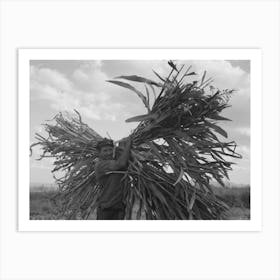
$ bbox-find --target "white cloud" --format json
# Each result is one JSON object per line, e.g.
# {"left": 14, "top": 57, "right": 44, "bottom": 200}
{"left": 72, "top": 61, "right": 108, "bottom": 92}
{"left": 236, "top": 126, "right": 250, "bottom": 137}
{"left": 181, "top": 60, "right": 250, "bottom": 91}
{"left": 78, "top": 106, "right": 102, "bottom": 120}
{"left": 30, "top": 65, "right": 72, "bottom": 91}
{"left": 236, "top": 145, "right": 250, "bottom": 158}
{"left": 30, "top": 64, "right": 127, "bottom": 121}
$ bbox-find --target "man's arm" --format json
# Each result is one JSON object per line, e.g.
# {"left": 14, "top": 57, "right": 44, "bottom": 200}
{"left": 117, "top": 137, "right": 132, "bottom": 167}
{"left": 99, "top": 137, "right": 132, "bottom": 173}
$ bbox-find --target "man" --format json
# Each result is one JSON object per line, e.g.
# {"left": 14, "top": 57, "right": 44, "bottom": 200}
{"left": 95, "top": 137, "right": 132, "bottom": 220}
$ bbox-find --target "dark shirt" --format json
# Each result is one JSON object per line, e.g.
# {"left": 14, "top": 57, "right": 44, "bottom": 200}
{"left": 95, "top": 159, "right": 125, "bottom": 209}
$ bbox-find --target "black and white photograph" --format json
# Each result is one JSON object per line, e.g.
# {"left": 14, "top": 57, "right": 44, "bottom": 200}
{"left": 28, "top": 56, "right": 251, "bottom": 222}
{"left": 2, "top": 1, "right": 280, "bottom": 279}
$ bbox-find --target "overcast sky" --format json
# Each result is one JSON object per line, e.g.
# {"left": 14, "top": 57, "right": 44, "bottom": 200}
{"left": 30, "top": 60, "right": 250, "bottom": 185}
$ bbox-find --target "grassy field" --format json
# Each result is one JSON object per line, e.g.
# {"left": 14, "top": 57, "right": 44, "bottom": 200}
{"left": 30, "top": 185, "right": 250, "bottom": 220}
{"left": 212, "top": 186, "right": 250, "bottom": 220}
{"left": 30, "top": 189, "right": 62, "bottom": 220}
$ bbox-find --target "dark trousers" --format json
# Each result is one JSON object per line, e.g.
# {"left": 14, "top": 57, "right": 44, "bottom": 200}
{"left": 97, "top": 206, "right": 125, "bottom": 220}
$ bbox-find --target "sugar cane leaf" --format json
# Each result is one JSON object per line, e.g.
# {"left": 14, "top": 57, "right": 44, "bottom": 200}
{"left": 153, "top": 70, "right": 165, "bottom": 82}
{"left": 107, "top": 80, "right": 149, "bottom": 108}
{"left": 141, "top": 121, "right": 161, "bottom": 133}
{"left": 193, "top": 203, "right": 202, "bottom": 219}
{"left": 148, "top": 141, "right": 166, "bottom": 163}
{"left": 148, "top": 183, "right": 168, "bottom": 206}
{"left": 186, "top": 72, "right": 197, "bottom": 76}
{"left": 153, "top": 111, "right": 172, "bottom": 125}
{"left": 125, "top": 113, "right": 156, "bottom": 123}
{"left": 189, "top": 191, "right": 196, "bottom": 210}
{"left": 148, "top": 83, "right": 157, "bottom": 100}
{"left": 145, "top": 85, "right": 151, "bottom": 112}
{"left": 208, "top": 114, "right": 231, "bottom": 121}
{"left": 115, "top": 75, "right": 162, "bottom": 87}
{"left": 200, "top": 77, "right": 213, "bottom": 88}
{"left": 173, "top": 168, "right": 184, "bottom": 186}
{"left": 206, "top": 121, "right": 228, "bottom": 138}
{"left": 74, "top": 109, "right": 82, "bottom": 123}
{"left": 168, "top": 60, "right": 178, "bottom": 72}
{"left": 200, "top": 71, "right": 206, "bottom": 86}
{"left": 173, "top": 130, "right": 192, "bottom": 141}
{"left": 213, "top": 174, "right": 225, "bottom": 187}
{"left": 202, "top": 183, "right": 214, "bottom": 193}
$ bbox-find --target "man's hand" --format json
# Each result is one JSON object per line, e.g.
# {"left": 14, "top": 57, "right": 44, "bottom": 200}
{"left": 119, "top": 135, "right": 132, "bottom": 149}
{"left": 110, "top": 135, "right": 132, "bottom": 169}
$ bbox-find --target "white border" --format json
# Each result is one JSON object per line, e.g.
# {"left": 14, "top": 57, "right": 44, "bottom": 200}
{"left": 18, "top": 49, "right": 262, "bottom": 232}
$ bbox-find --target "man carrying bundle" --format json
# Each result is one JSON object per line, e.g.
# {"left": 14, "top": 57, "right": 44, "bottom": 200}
{"left": 95, "top": 137, "right": 132, "bottom": 220}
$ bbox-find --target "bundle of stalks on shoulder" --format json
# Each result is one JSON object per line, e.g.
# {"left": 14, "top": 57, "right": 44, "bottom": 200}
{"left": 30, "top": 61, "right": 241, "bottom": 220}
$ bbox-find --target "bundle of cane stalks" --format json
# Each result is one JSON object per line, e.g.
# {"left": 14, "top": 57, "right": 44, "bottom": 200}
{"left": 31, "top": 61, "right": 241, "bottom": 219}
{"left": 30, "top": 111, "right": 103, "bottom": 219}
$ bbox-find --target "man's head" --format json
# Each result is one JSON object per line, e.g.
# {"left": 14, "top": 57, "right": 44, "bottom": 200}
{"left": 96, "top": 138, "right": 114, "bottom": 160}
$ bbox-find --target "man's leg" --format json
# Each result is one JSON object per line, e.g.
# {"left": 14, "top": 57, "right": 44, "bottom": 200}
{"left": 117, "top": 206, "right": 125, "bottom": 219}
{"left": 97, "top": 207, "right": 118, "bottom": 220}
{"left": 97, "top": 206, "right": 125, "bottom": 220}
{"left": 97, "top": 207, "right": 110, "bottom": 220}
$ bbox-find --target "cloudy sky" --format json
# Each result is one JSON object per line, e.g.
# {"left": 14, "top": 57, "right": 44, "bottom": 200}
{"left": 30, "top": 60, "right": 250, "bottom": 185}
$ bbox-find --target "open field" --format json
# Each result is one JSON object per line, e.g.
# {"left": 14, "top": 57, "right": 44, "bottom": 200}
{"left": 30, "top": 189, "right": 62, "bottom": 220}
{"left": 213, "top": 186, "right": 250, "bottom": 219}
{"left": 30, "top": 185, "right": 250, "bottom": 220}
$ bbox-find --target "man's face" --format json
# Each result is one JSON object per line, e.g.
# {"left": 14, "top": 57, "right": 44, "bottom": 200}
{"left": 99, "top": 145, "right": 114, "bottom": 160}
